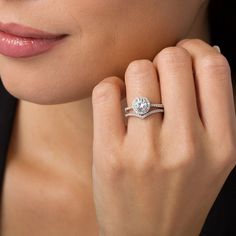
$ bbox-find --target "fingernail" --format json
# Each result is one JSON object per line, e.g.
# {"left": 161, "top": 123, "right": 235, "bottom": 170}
{"left": 213, "top": 45, "right": 221, "bottom": 53}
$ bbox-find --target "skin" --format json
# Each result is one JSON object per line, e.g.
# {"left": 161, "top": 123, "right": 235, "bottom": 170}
{"left": 0, "top": 0, "right": 236, "bottom": 235}
{"left": 92, "top": 41, "right": 236, "bottom": 236}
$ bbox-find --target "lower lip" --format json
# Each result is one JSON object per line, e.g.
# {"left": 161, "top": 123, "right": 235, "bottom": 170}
{"left": 0, "top": 30, "right": 66, "bottom": 58}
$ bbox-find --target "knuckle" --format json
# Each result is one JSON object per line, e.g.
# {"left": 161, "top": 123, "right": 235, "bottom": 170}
{"left": 132, "top": 151, "right": 158, "bottom": 174}
{"left": 156, "top": 46, "right": 191, "bottom": 64}
{"left": 92, "top": 77, "right": 119, "bottom": 103}
{"left": 159, "top": 131, "right": 199, "bottom": 171}
{"left": 100, "top": 156, "right": 126, "bottom": 181}
{"left": 126, "top": 59, "right": 153, "bottom": 76}
{"left": 160, "top": 155, "right": 194, "bottom": 172}
{"left": 162, "top": 143, "right": 198, "bottom": 170}
{"left": 201, "top": 54, "right": 230, "bottom": 72}
{"left": 218, "top": 144, "right": 236, "bottom": 169}
{"left": 209, "top": 132, "right": 236, "bottom": 171}
{"left": 177, "top": 38, "right": 203, "bottom": 48}
{"left": 180, "top": 143, "right": 198, "bottom": 160}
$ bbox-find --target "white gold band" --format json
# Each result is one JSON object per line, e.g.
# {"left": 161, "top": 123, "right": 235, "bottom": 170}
{"left": 125, "top": 109, "right": 164, "bottom": 119}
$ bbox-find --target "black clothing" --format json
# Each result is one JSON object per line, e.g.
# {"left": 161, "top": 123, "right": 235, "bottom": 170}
{"left": 0, "top": 79, "right": 236, "bottom": 235}
{"left": 0, "top": 79, "right": 18, "bottom": 196}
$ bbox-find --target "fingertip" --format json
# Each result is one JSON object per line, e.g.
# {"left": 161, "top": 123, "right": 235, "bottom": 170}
{"left": 213, "top": 45, "right": 221, "bottom": 53}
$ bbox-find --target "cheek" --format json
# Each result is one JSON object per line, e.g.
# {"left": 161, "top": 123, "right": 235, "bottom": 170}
{"left": 0, "top": 0, "right": 200, "bottom": 105}
{"left": 0, "top": 34, "right": 124, "bottom": 105}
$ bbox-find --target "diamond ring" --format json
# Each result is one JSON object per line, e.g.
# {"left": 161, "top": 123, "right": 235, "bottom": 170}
{"left": 124, "top": 96, "right": 164, "bottom": 119}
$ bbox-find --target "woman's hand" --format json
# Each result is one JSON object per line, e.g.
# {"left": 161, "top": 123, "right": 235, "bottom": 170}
{"left": 91, "top": 39, "right": 236, "bottom": 236}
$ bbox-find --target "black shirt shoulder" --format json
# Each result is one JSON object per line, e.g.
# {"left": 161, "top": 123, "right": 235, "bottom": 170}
{"left": 0, "top": 79, "right": 18, "bottom": 197}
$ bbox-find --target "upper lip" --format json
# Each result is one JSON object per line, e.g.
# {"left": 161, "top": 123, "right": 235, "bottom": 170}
{"left": 0, "top": 21, "right": 67, "bottom": 39}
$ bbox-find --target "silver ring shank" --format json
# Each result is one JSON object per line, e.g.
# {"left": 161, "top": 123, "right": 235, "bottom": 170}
{"left": 125, "top": 109, "right": 164, "bottom": 119}
{"left": 125, "top": 104, "right": 164, "bottom": 113}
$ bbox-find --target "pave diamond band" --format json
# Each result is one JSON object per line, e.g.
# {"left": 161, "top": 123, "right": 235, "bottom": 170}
{"left": 125, "top": 96, "right": 164, "bottom": 119}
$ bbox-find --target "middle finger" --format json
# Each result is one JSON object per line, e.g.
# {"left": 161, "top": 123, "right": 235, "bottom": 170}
{"left": 153, "top": 46, "right": 201, "bottom": 132}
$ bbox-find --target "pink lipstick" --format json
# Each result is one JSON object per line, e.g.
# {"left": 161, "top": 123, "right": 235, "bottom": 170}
{"left": 0, "top": 22, "right": 68, "bottom": 58}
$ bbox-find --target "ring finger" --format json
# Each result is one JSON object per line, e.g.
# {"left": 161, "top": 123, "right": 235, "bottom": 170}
{"left": 125, "top": 59, "right": 163, "bottom": 136}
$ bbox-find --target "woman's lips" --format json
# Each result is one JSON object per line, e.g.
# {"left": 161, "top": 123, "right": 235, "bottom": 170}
{"left": 0, "top": 22, "right": 68, "bottom": 58}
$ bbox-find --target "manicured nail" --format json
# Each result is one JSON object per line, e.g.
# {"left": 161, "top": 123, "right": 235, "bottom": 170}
{"left": 213, "top": 45, "right": 221, "bottom": 53}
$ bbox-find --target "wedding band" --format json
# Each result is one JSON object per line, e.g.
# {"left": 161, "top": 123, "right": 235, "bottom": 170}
{"left": 124, "top": 96, "right": 164, "bottom": 119}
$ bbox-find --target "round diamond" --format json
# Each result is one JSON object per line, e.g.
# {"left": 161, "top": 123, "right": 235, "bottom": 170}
{"left": 132, "top": 97, "right": 151, "bottom": 115}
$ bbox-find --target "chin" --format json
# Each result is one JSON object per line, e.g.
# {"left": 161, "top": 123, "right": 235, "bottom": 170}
{"left": 0, "top": 53, "right": 128, "bottom": 105}
{"left": 0, "top": 47, "right": 128, "bottom": 105}
{"left": 0, "top": 70, "right": 96, "bottom": 105}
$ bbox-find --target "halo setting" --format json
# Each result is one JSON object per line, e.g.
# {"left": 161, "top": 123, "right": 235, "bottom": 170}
{"left": 132, "top": 97, "right": 151, "bottom": 115}
{"left": 124, "top": 96, "right": 164, "bottom": 119}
